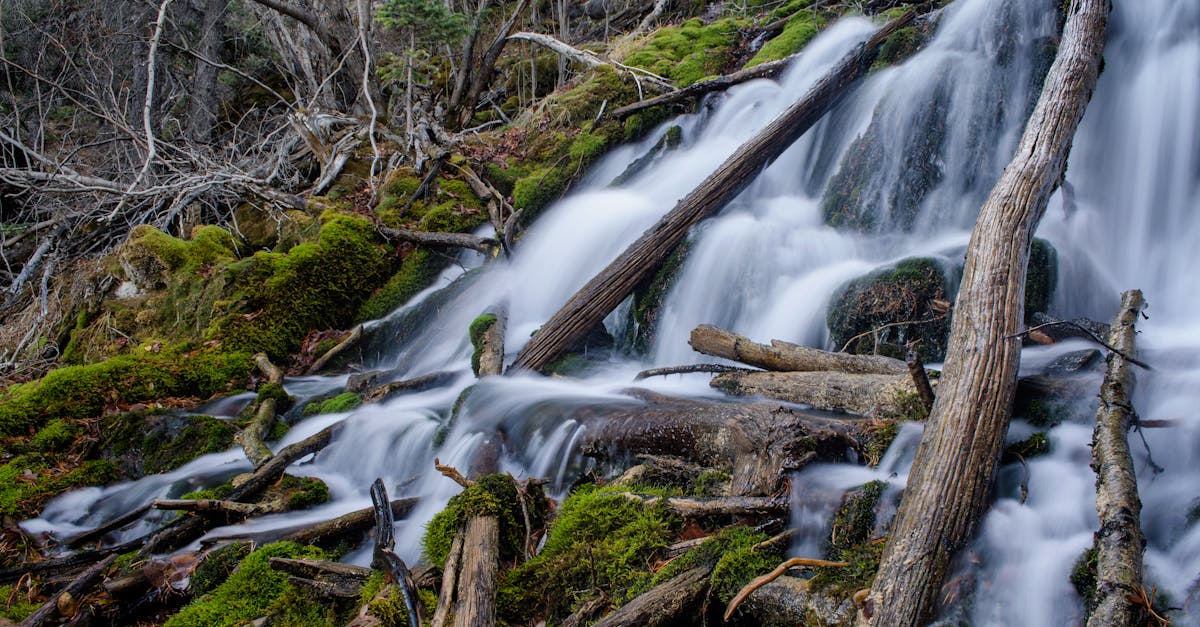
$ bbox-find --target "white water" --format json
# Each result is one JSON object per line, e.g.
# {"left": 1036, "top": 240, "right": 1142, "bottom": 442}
{"left": 26, "top": 0, "right": 1200, "bottom": 623}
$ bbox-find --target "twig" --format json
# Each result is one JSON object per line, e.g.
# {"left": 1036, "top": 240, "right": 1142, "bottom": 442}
{"left": 633, "top": 363, "right": 759, "bottom": 380}
{"left": 434, "top": 458, "right": 475, "bottom": 488}
{"left": 1009, "top": 319, "right": 1152, "bottom": 370}
{"left": 724, "top": 557, "right": 849, "bottom": 620}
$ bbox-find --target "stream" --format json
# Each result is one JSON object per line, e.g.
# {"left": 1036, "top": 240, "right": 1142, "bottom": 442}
{"left": 24, "top": 0, "right": 1200, "bottom": 623}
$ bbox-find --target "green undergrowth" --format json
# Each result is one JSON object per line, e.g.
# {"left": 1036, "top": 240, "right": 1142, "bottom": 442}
{"left": 422, "top": 474, "right": 548, "bottom": 567}
{"left": 166, "top": 542, "right": 335, "bottom": 627}
{"left": 645, "top": 525, "right": 781, "bottom": 603}
{"left": 496, "top": 483, "right": 679, "bottom": 623}
{"left": 0, "top": 346, "right": 252, "bottom": 436}
{"left": 810, "top": 480, "right": 887, "bottom": 598}
{"left": 0, "top": 455, "right": 118, "bottom": 518}
{"left": 625, "top": 18, "right": 743, "bottom": 87}
{"left": 0, "top": 584, "right": 39, "bottom": 622}
{"left": 747, "top": 11, "right": 824, "bottom": 66}
{"left": 356, "top": 571, "right": 438, "bottom": 627}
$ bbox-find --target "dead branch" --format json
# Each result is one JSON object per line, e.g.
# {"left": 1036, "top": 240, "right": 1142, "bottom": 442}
{"left": 633, "top": 363, "right": 758, "bottom": 380}
{"left": 370, "top": 478, "right": 422, "bottom": 627}
{"left": 906, "top": 350, "right": 935, "bottom": 411}
{"left": 1010, "top": 319, "right": 1152, "bottom": 370}
{"left": 18, "top": 553, "right": 117, "bottom": 627}
{"left": 435, "top": 458, "right": 475, "bottom": 488}
{"left": 378, "top": 226, "right": 497, "bottom": 254}
{"left": 306, "top": 324, "right": 363, "bottom": 375}
{"left": 724, "top": 556, "right": 849, "bottom": 621}
{"left": 690, "top": 324, "right": 908, "bottom": 375}
{"left": 612, "top": 493, "right": 788, "bottom": 518}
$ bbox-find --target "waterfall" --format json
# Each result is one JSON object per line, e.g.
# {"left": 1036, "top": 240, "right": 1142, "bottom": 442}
{"left": 25, "top": 0, "right": 1200, "bottom": 623}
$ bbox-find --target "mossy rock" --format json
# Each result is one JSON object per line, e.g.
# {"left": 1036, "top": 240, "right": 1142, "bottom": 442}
{"left": 746, "top": 11, "right": 823, "bottom": 67}
{"left": 165, "top": 542, "right": 336, "bottom": 627}
{"left": 100, "top": 410, "right": 237, "bottom": 477}
{"left": 119, "top": 224, "right": 238, "bottom": 291}
{"left": 0, "top": 347, "right": 252, "bottom": 436}
{"left": 826, "top": 257, "right": 952, "bottom": 362}
{"left": 627, "top": 239, "right": 690, "bottom": 355}
{"left": 810, "top": 481, "right": 888, "bottom": 599}
{"left": 469, "top": 313, "right": 498, "bottom": 376}
{"left": 624, "top": 18, "right": 743, "bottom": 87}
{"left": 190, "top": 542, "right": 253, "bottom": 596}
{"left": 496, "top": 484, "right": 678, "bottom": 624}
{"left": 0, "top": 453, "right": 118, "bottom": 518}
{"left": 643, "top": 525, "right": 781, "bottom": 603}
{"left": 302, "top": 392, "right": 363, "bottom": 416}
{"left": 1025, "top": 238, "right": 1058, "bottom": 320}
{"left": 1001, "top": 431, "right": 1050, "bottom": 464}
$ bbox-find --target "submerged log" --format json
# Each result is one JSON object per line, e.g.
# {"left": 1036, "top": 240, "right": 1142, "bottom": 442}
{"left": 1087, "top": 289, "right": 1148, "bottom": 627}
{"left": 592, "top": 566, "right": 709, "bottom": 627}
{"left": 363, "top": 370, "right": 457, "bottom": 403}
{"left": 689, "top": 324, "right": 907, "bottom": 375}
{"left": 711, "top": 370, "right": 919, "bottom": 416}
{"left": 579, "top": 395, "right": 864, "bottom": 495}
{"left": 865, "top": 0, "right": 1110, "bottom": 622}
{"left": 510, "top": 9, "right": 920, "bottom": 373}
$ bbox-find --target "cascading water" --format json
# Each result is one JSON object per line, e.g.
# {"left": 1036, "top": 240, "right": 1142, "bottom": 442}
{"left": 25, "top": 0, "right": 1200, "bottom": 623}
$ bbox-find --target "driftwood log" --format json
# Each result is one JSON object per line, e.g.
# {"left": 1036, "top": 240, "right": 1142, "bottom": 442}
{"left": 578, "top": 393, "right": 864, "bottom": 495}
{"left": 865, "top": 0, "right": 1110, "bottom": 622}
{"left": 1087, "top": 289, "right": 1148, "bottom": 627}
{"left": 711, "top": 370, "right": 919, "bottom": 416}
{"left": 379, "top": 226, "right": 497, "bottom": 254}
{"left": 510, "top": 9, "right": 920, "bottom": 372}
{"left": 689, "top": 324, "right": 908, "bottom": 375}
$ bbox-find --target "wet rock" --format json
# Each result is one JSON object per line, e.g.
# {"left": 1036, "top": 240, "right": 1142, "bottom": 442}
{"left": 1045, "top": 348, "right": 1101, "bottom": 375}
{"left": 826, "top": 257, "right": 952, "bottom": 362}
{"left": 1025, "top": 238, "right": 1058, "bottom": 320}
{"left": 1027, "top": 311, "right": 1110, "bottom": 344}
{"left": 100, "top": 411, "right": 236, "bottom": 478}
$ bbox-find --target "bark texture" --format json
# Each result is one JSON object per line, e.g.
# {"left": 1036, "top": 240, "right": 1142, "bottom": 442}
{"left": 510, "top": 9, "right": 918, "bottom": 372}
{"left": 711, "top": 370, "right": 917, "bottom": 416}
{"left": 864, "top": 0, "right": 1109, "bottom": 623}
{"left": 453, "top": 515, "right": 500, "bottom": 627}
{"left": 1087, "top": 289, "right": 1148, "bottom": 627}
{"left": 689, "top": 324, "right": 908, "bottom": 375}
{"left": 592, "top": 566, "right": 709, "bottom": 627}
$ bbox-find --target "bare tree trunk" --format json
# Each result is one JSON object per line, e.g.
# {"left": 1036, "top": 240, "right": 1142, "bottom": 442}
{"left": 458, "top": 0, "right": 532, "bottom": 128}
{"left": 1087, "top": 289, "right": 1148, "bottom": 627}
{"left": 510, "top": 9, "right": 919, "bottom": 373}
{"left": 186, "top": 0, "right": 225, "bottom": 141}
{"left": 453, "top": 516, "right": 499, "bottom": 627}
{"left": 863, "top": 1, "right": 1110, "bottom": 624}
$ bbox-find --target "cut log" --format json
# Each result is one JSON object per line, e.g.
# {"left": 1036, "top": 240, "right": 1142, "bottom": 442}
{"left": 865, "top": 0, "right": 1110, "bottom": 623}
{"left": 18, "top": 553, "right": 117, "bottom": 627}
{"left": 711, "top": 370, "right": 918, "bottom": 416}
{"left": 1087, "top": 289, "right": 1148, "bottom": 627}
{"left": 510, "top": 9, "right": 920, "bottom": 373}
{"left": 690, "top": 324, "right": 908, "bottom": 375}
{"left": 592, "top": 566, "right": 709, "bottom": 627}
{"left": 578, "top": 395, "right": 864, "bottom": 495}
{"left": 906, "top": 350, "right": 935, "bottom": 412}
{"left": 453, "top": 516, "right": 500, "bottom": 627}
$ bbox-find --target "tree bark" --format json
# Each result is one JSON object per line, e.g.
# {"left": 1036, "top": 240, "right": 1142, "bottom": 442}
{"left": 592, "top": 566, "right": 709, "bottom": 627}
{"left": 711, "top": 370, "right": 918, "bottom": 416}
{"left": 1087, "top": 289, "right": 1147, "bottom": 627}
{"left": 689, "top": 324, "right": 908, "bottom": 375}
{"left": 510, "top": 9, "right": 919, "bottom": 372}
{"left": 186, "top": 0, "right": 225, "bottom": 142}
{"left": 863, "top": 0, "right": 1110, "bottom": 624}
{"left": 453, "top": 515, "right": 499, "bottom": 627}
{"left": 477, "top": 308, "right": 506, "bottom": 377}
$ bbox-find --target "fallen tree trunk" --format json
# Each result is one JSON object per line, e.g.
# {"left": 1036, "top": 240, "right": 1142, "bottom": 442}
{"left": 864, "top": 0, "right": 1110, "bottom": 623}
{"left": 578, "top": 395, "right": 864, "bottom": 495}
{"left": 379, "top": 226, "right": 497, "bottom": 254}
{"left": 236, "top": 353, "right": 286, "bottom": 468}
{"left": 306, "top": 324, "right": 363, "bottom": 375}
{"left": 690, "top": 324, "right": 908, "bottom": 375}
{"left": 711, "top": 370, "right": 918, "bottom": 416}
{"left": 1087, "top": 289, "right": 1148, "bottom": 627}
{"left": 511, "top": 9, "right": 918, "bottom": 373}
{"left": 268, "top": 557, "right": 372, "bottom": 599}
{"left": 613, "top": 493, "right": 788, "bottom": 518}
{"left": 592, "top": 566, "right": 709, "bottom": 627}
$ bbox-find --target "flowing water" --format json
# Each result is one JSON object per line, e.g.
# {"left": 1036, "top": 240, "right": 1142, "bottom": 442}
{"left": 24, "top": 0, "right": 1200, "bottom": 623}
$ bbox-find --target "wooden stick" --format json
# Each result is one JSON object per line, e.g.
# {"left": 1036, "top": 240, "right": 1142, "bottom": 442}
{"left": 306, "top": 324, "right": 363, "bottom": 375}
{"left": 723, "top": 557, "right": 848, "bottom": 621}
{"left": 435, "top": 458, "right": 475, "bottom": 488}
{"left": 19, "top": 554, "right": 117, "bottom": 627}
{"left": 906, "top": 350, "right": 935, "bottom": 412}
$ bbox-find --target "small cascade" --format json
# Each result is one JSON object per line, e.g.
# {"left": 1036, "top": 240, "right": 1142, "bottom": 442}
{"left": 24, "top": 0, "right": 1200, "bottom": 622}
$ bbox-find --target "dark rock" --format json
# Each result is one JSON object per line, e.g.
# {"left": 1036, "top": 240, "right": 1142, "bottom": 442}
{"left": 1045, "top": 348, "right": 1101, "bottom": 375}
{"left": 1025, "top": 238, "right": 1058, "bottom": 320}
{"left": 345, "top": 370, "right": 384, "bottom": 393}
{"left": 826, "top": 257, "right": 952, "bottom": 362}
{"left": 1027, "top": 312, "right": 1110, "bottom": 343}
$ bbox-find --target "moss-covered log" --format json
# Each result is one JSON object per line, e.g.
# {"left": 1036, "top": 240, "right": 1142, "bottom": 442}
{"left": 592, "top": 566, "right": 708, "bottom": 627}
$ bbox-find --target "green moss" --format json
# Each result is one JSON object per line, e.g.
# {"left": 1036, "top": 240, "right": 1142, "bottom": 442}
{"left": 28, "top": 418, "right": 82, "bottom": 452}
{"left": 423, "top": 474, "right": 543, "bottom": 567}
{"left": 1023, "top": 398, "right": 1071, "bottom": 428}
{"left": 691, "top": 469, "right": 731, "bottom": 497}
{"left": 101, "top": 411, "right": 237, "bottom": 476}
{"left": 357, "top": 248, "right": 441, "bottom": 322}
{"left": 511, "top": 165, "right": 567, "bottom": 218}
{"left": 871, "top": 26, "right": 923, "bottom": 71}
{"left": 0, "top": 347, "right": 252, "bottom": 436}
{"left": 304, "top": 392, "right": 363, "bottom": 416}
{"left": 182, "top": 481, "right": 233, "bottom": 501}
{"left": 747, "top": 13, "right": 822, "bottom": 66}
{"left": 215, "top": 214, "right": 392, "bottom": 359}
{"left": 1026, "top": 238, "right": 1058, "bottom": 320}
{"left": 826, "top": 257, "right": 951, "bottom": 362}
{"left": 646, "top": 526, "right": 780, "bottom": 603}
{"left": 625, "top": 18, "right": 742, "bottom": 87}
{"left": 166, "top": 542, "right": 332, "bottom": 627}
{"left": 191, "top": 542, "right": 253, "bottom": 595}
{"left": 0, "top": 455, "right": 118, "bottom": 517}
{"left": 1070, "top": 545, "right": 1098, "bottom": 616}
{"left": 0, "top": 584, "right": 40, "bottom": 622}
{"left": 281, "top": 475, "right": 331, "bottom": 509}
{"left": 861, "top": 420, "right": 899, "bottom": 467}
{"left": 629, "top": 241, "right": 690, "bottom": 354}
{"left": 469, "top": 313, "right": 498, "bottom": 376}
{"left": 496, "top": 484, "right": 678, "bottom": 624}
{"left": 810, "top": 481, "right": 887, "bottom": 598}
{"left": 1002, "top": 431, "right": 1050, "bottom": 463}
{"left": 417, "top": 200, "right": 487, "bottom": 234}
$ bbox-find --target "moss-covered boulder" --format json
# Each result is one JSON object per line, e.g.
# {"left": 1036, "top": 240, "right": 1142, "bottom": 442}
{"left": 625, "top": 239, "right": 690, "bottom": 355}
{"left": 826, "top": 257, "right": 951, "bottom": 362}
{"left": 1025, "top": 237, "right": 1058, "bottom": 319}
{"left": 100, "top": 410, "right": 237, "bottom": 477}
{"left": 624, "top": 18, "right": 743, "bottom": 87}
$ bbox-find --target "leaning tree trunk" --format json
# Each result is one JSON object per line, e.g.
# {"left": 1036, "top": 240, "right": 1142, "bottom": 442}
{"left": 863, "top": 1, "right": 1109, "bottom": 625}
{"left": 509, "top": 8, "right": 919, "bottom": 372}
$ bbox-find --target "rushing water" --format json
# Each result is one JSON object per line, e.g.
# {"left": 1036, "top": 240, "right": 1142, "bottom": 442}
{"left": 25, "top": 0, "right": 1200, "bottom": 623}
